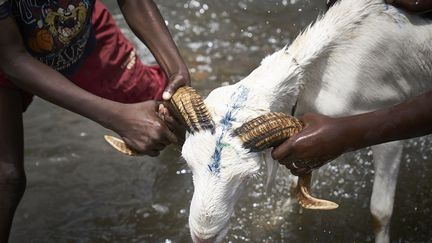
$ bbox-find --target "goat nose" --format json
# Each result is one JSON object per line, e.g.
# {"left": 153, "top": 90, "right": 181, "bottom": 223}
{"left": 191, "top": 233, "right": 217, "bottom": 243}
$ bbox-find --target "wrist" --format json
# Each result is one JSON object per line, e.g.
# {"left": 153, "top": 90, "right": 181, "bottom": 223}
{"left": 168, "top": 66, "right": 190, "bottom": 81}
{"left": 91, "top": 100, "right": 125, "bottom": 131}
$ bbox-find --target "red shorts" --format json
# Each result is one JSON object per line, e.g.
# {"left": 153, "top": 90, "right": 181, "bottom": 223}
{"left": 0, "top": 0, "right": 167, "bottom": 111}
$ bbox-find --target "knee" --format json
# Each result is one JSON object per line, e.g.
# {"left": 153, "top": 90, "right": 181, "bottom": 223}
{"left": 0, "top": 161, "right": 26, "bottom": 193}
{"left": 370, "top": 198, "right": 393, "bottom": 222}
{"left": 370, "top": 199, "right": 393, "bottom": 235}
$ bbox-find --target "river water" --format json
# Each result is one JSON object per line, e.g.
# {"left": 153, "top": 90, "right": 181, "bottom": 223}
{"left": 10, "top": 0, "right": 432, "bottom": 242}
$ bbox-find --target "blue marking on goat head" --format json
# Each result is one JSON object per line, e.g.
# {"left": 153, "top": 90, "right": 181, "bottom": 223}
{"left": 208, "top": 85, "right": 249, "bottom": 174}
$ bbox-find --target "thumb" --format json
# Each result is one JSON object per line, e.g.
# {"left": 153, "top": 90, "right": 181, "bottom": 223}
{"left": 163, "top": 75, "right": 188, "bottom": 100}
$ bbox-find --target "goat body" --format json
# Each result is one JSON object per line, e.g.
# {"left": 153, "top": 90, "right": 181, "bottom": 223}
{"left": 182, "top": 0, "right": 432, "bottom": 242}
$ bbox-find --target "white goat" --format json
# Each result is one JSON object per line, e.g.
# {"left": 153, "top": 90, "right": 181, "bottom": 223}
{"left": 180, "top": 0, "right": 432, "bottom": 242}
{"left": 105, "top": 0, "right": 432, "bottom": 242}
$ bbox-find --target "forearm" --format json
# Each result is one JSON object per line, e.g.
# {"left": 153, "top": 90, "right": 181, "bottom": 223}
{"left": 118, "top": 0, "right": 188, "bottom": 78}
{"left": 339, "top": 90, "right": 432, "bottom": 150}
{"left": 1, "top": 51, "right": 120, "bottom": 128}
{"left": 388, "top": 0, "right": 432, "bottom": 13}
{"left": 0, "top": 16, "right": 121, "bottom": 128}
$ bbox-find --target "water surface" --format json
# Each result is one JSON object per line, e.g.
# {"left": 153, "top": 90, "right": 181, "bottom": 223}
{"left": 11, "top": 0, "right": 432, "bottom": 242}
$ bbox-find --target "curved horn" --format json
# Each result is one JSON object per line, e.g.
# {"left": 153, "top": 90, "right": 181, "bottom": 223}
{"left": 297, "top": 173, "right": 339, "bottom": 210}
{"left": 169, "top": 86, "right": 215, "bottom": 134}
{"left": 232, "top": 112, "right": 303, "bottom": 152}
{"left": 233, "top": 112, "right": 339, "bottom": 210}
{"left": 104, "top": 86, "right": 214, "bottom": 156}
{"left": 104, "top": 135, "right": 137, "bottom": 156}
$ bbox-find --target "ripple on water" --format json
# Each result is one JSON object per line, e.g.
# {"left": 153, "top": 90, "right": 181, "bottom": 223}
{"left": 12, "top": 0, "right": 432, "bottom": 242}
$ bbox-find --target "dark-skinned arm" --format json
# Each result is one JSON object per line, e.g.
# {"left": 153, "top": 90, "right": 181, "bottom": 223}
{"left": 386, "top": 0, "right": 432, "bottom": 13}
{"left": 117, "top": 0, "right": 190, "bottom": 100}
{"left": 328, "top": 0, "right": 432, "bottom": 12}
{"left": 272, "top": 0, "right": 432, "bottom": 176}
{"left": 0, "top": 16, "right": 177, "bottom": 156}
{"left": 272, "top": 90, "right": 432, "bottom": 176}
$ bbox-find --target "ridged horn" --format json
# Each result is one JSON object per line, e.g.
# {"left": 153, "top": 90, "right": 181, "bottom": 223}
{"left": 169, "top": 86, "right": 215, "bottom": 134}
{"left": 232, "top": 112, "right": 303, "bottom": 152}
{"left": 297, "top": 173, "right": 339, "bottom": 210}
{"left": 104, "top": 135, "right": 138, "bottom": 156}
{"left": 104, "top": 86, "right": 214, "bottom": 156}
{"left": 233, "top": 112, "right": 339, "bottom": 210}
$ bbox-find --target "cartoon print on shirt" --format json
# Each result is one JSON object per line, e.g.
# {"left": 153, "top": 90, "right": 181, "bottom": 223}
{"left": 26, "top": 1, "right": 88, "bottom": 53}
{"left": 45, "top": 2, "right": 87, "bottom": 45}
{"left": 12, "top": 0, "right": 94, "bottom": 73}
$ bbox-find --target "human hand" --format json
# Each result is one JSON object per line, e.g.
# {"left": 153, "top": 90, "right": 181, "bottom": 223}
{"left": 110, "top": 101, "right": 178, "bottom": 157}
{"left": 162, "top": 71, "right": 190, "bottom": 100}
{"left": 385, "top": 0, "right": 432, "bottom": 13}
{"left": 157, "top": 103, "right": 186, "bottom": 144}
{"left": 271, "top": 113, "right": 348, "bottom": 176}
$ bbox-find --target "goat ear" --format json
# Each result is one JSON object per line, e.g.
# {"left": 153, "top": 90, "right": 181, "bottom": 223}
{"left": 263, "top": 151, "right": 279, "bottom": 193}
{"left": 169, "top": 86, "right": 215, "bottom": 134}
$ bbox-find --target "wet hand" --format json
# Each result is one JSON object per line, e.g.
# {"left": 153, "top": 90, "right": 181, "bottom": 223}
{"left": 157, "top": 103, "right": 186, "bottom": 145}
{"left": 111, "top": 101, "right": 178, "bottom": 157}
{"left": 162, "top": 71, "right": 191, "bottom": 100}
{"left": 271, "top": 113, "right": 346, "bottom": 176}
{"left": 385, "top": 0, "right": 432, "bottom": 13}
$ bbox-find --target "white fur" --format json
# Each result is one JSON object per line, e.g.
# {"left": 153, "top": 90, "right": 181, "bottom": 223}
{"left": 182, "top": 1, "right": 432, "bottom": 242}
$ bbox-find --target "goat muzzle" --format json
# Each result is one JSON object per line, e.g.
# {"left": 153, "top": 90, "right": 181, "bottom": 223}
{"left": 233, "top": 112, "right": 339, "bottom": 210}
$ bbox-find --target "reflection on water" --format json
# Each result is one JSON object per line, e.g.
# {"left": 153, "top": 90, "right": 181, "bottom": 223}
{"left": 11, "top": 0, "right": 432, "bottom": 242}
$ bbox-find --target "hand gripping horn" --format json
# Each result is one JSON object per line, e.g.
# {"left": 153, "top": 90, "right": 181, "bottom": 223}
{"left": 232, "top": 112, "right": 338, "bottom": 210}
{"left": 104, "top": 86, "right": 215, "bottom": 156}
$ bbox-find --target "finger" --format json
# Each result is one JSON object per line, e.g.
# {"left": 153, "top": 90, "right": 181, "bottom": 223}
{"left": 156, "top": 122, "right": 178, "bottom": 144}
{"left": 158, "top": 103, "right": 165, "bottom": 115}
{"left": 284, "top": 162, "right": 299, "bottom": 171}
{"left": 164, "top": 128, "right": 178, "bottom": 144}
{"left": 290, "top": 167, "right": 311, "bottom": 177}
{"left": 163, "top": 76, "right": 187, "bottom": 100}
{"left": 165, "top": 119, "right": 186, "bottom": 145}
{"left": 147, "top": 150, "right": 160, "bottom": 157}
{"left": 150, "top": 142, "right": 166, "bottom": 151}
{"left": 164, "top": 112, "right": 185, "bottom": 136}
{"left": 150, "top": 113, "right": 177, "bottom": 146}
{"left": 271, "top": 139, "right": 295, "bottom": 161}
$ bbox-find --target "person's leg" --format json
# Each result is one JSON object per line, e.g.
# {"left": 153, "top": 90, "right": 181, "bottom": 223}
{"left": 0, "top": 87, "right": 25, "bottom": 242}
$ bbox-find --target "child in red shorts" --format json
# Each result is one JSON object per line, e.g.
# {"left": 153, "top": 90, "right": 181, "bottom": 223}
{"left": 0, "top": 0, "right": 188, "bottom": 241}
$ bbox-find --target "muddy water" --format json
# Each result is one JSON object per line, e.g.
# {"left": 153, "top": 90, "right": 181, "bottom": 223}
{"left": 10, "top": 0, "right": 432, "bottom": 242}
